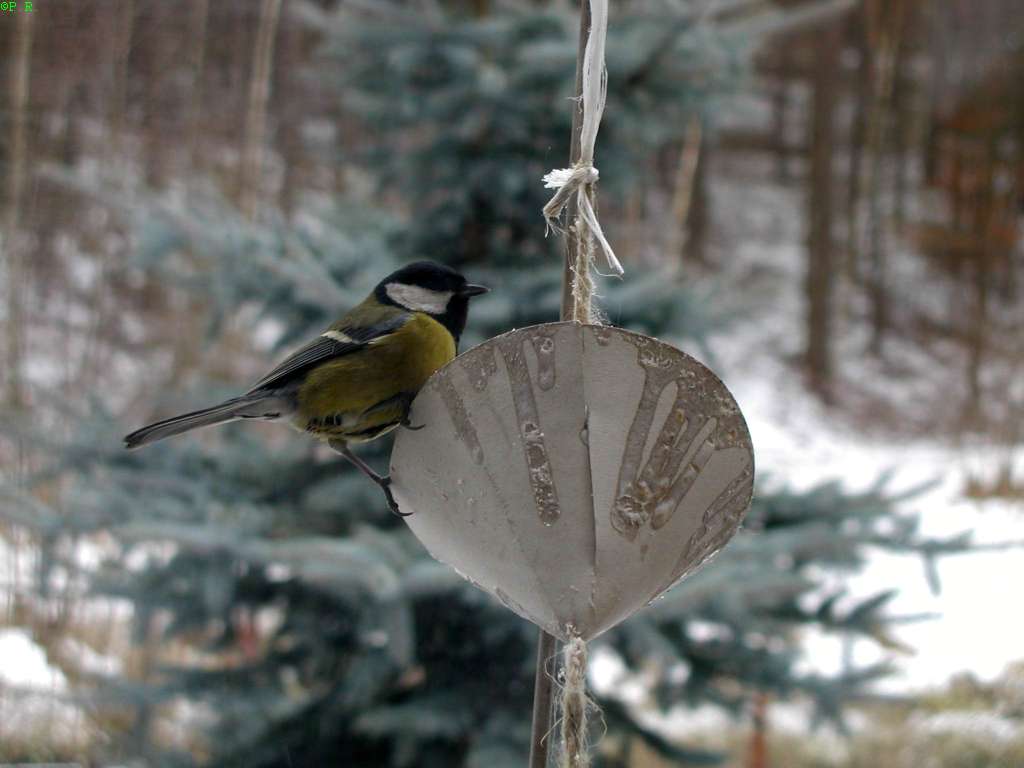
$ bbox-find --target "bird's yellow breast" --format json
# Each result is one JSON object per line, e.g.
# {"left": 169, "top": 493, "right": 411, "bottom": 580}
{"left": 296, "top": 313, "right": 456, "bottom": 439}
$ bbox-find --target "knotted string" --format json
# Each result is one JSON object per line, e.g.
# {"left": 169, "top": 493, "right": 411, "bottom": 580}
{"left": 543, "top": 0, "right": 623, "bottom": 324}
{"left": 543, "top": 2, "right": 612, "bottom": 754}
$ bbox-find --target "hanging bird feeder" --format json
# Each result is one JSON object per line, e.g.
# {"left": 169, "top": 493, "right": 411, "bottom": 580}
{"left": 389, "top": 0, "right": 754, "bottom": 763}
{"left": 390, "top": 322, "right": 753, "bottom": 642}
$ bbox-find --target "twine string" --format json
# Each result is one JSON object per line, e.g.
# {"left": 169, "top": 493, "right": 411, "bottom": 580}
{"left": 543, "top": 0, "right": 623, "bottom": 324}
{"left": 557, "top": 633, "right": 591, "bottom": 767}
{"left": 542, "top": 2, "right": 612, "bottom": 756}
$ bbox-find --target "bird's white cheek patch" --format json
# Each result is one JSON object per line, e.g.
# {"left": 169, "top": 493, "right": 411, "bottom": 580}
{"left": 385, "top": 283, "right": 454, "bottom": 314}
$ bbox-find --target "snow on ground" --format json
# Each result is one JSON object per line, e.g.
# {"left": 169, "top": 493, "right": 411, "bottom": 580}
{"left": 0, "top": 628, "right": 89, "bottom": 749}
{"left": 591, "top": 132, "right": 1024, "bottom": 744}
{"left": 730, "top": 350, "right": 1024, "bottom": 690}
{"left": 696, "top": 148, "right": 1024, "bottom": 691}
{"left": 0, "top": 628, "right": 68, "bottom": 691}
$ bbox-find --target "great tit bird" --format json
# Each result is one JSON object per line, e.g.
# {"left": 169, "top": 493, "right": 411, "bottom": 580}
{"left": 124, "top": 261, "right": 489, "bottom": 516}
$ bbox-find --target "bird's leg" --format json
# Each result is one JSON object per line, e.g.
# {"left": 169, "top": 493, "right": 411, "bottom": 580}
{"left": 400, "top": 395, "right": 425, "bottom": 431}
{"left": 328, "top": 439, "right": 411, "bottom": 517}
{"left": 401, "top": 415, "right": 426, "bottom": 431}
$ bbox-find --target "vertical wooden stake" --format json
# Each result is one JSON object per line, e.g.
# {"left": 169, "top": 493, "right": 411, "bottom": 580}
{"left": 528, "top": 629, "right": 558, "bottom": 768}
{"left": 531, "top": 2, "right": 594, "bottom": 766}
{"left": 560, "top": 0, "right": 594, "bottom": 322}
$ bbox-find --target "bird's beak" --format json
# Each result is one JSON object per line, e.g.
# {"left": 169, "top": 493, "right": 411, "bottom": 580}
{"left": 460, "top": 283, "right": 490, "bottom": 297}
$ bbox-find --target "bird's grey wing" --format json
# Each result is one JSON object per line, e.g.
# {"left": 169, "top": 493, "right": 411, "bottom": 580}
{"left": 247, "top": 315, "right": 409, "bottom": 393}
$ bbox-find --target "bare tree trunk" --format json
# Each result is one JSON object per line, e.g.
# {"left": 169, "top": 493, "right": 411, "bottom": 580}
{"left": 866, "top": 173, "right": 888, "bottom": 356}
{"left": 966, "top": 139, "right": 998, "bottom": 422}
{"left": 966, "top": 253, "right": 988, "bottom": 422}
{"left": 276, "top": 10, "right": 305, "bottom": 216}
{"left": 846, "top": 10, "right": 871, "bottom": 278}
{"left": 668, "top": 117, "right": 704, "bottom": 265}
{"left": 922, "top": 112, "right": 940, "bottom": 187}
{"left": 128, "top": 615, "right": 159, "bottom": 761}
{"left": 61, "top": 86, "right": 88, "bottom": 166}
{"left": 239, "top": 0, "right": 284, "bottom": 220}
{"left": 78, "top": 1, "right": 134, "bottom": 391}
{"left": 863, "top": 0, "right": 908, "bottom": 357}
{"left": 4, "top": 5, "right": 34, "bottom": 410}
{"left": 772, "top": 48, "right": 791, "bottom": 184}
{"left": 686, "top": 128, "right": 710, "bottom": 267}
{"left": 188, "top": 0, "right": 210, "bottom": 169}
{"left": 618, "top": 185, "right": 640, "bottom": 266}
{"left": 1002, "top": 149, "right": 1020, "bottom": 302}
{"left": 805, "top": 22, "right": 842, "bottom": 403}
{"left": 951, "top": 142, "right": 966, "bottom": 231}
{"left": 892, "top": 46, "right": 912, "bottom": 227}
{"left": 748, "top": 691, "right": 769, "bottom": 768}
{"left": 922, "top": 6, "right": 948, "bottom": 188}
{"left": 2, "top": 0, "right": 34, "bottom": 627}
{"left": 111, "top": 0, "right": 135, "bottom": 162}
{"left": 140, "top": 2, "right": 178, "bottom": 187}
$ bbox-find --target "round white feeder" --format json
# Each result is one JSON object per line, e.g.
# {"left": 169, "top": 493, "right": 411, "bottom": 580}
{"left": 391, "top": 322, "right": 754, "bottom": 642}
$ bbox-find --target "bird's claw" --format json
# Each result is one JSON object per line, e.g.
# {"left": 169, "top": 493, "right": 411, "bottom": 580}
{"left": 380, "top": 476, "right": 412, "bottom": 517}
{"left": 401, "top": 418, "right": 426, "bottom": 431}
{"left": 331, "top": 439, "right": 413, "bottom": 517}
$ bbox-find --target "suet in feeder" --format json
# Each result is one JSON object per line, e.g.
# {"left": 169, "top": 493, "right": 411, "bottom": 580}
{"left": 391, "top": 321, "right": 754, "bottom": 641}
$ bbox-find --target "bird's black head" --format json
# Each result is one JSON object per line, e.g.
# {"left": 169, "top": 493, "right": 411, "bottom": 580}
{"left": 374, "top": 261, "right": 489, "bottom": 343}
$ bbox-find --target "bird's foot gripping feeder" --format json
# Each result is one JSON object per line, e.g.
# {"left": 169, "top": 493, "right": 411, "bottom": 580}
{"left": 391, "top": 322, "right": 754, "bottom": 643}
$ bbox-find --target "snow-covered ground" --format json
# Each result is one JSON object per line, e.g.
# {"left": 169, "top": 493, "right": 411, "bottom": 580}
{"left": 0, "top": 627, "right": 68, "bottom": 690}
{"left": 703, "top": 148, "right": 1024, "bottom": 691}
{"left": 733, "top": 354, "right": 1024, "bottom": 690}
{"left": 0, "top": 627, "right": 89, "bottom": 750}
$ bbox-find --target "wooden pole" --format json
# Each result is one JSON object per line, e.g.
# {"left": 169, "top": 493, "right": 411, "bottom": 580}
{"left": 528, "top": 629, "right": 558, "bottom": 768}
{"left": 560, "top": 0, "right": 594, "bottom": 321}
{"left": 747, "top": 691, "right": 769, "bottom": 768}
{"left": 530, "top": 3, "right": 594, "bottom": 766}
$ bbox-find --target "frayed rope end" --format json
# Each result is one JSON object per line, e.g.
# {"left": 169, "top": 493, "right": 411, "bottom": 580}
{"left": 557, "top": 632, "right": 595, "bottom": 768}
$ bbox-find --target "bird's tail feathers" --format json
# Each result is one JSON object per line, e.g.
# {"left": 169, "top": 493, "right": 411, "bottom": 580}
{"left": 124, "top": 395, "right": 280, "bottom": 450}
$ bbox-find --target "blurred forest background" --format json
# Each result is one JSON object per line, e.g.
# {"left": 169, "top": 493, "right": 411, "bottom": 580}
{"left": 1, "top": 0, "right": 1023, "bottom": 766}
